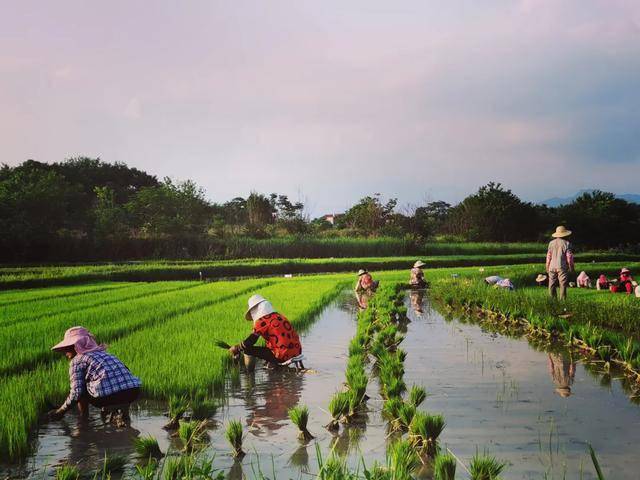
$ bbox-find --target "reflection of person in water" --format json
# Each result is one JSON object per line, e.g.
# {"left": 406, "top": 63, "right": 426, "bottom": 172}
{"left": 548, "top": 352, "right": 576, "bottom": 397}
{"left": 410, "top": 289, "right": 424, "bottom": 315}
{"left": 245, "top": 368, "right": 304, "bottom": 434}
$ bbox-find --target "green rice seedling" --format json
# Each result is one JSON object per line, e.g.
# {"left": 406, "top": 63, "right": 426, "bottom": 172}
{"left": 225, "top": 419, "right": 245, "bottom": 458}
{"left": 588, "top": 444, "right": 606, "bottom": 480}
{"left": 387, "top": 439, "right": 420, "bottom": 479}
{"left": 383, "top": 377, "right": 407, "bottom": 399}
{"left": 434, "top": 453, "right": 457, "bottom": 480}
{"left": 348, "top": 337, "right": 365, "bottom": 357}
{"left": 327, "top": 392, "right": 350, "bottom": 431}
{"left": 288, "top": 405, "right": 314, "bottom": 442}
{"left": 408, "top": 385, "right": 427, "bottom": 408}
{"left": 95, "top": 452, "right": 127, "bottom": 478}
{"left": 396, "top": 348, "right": 408, "bottom": 363}
{"left": 469, "top": 452, "right": 507, "bottom": 480}
{"left": 382, "top": 397, "right": 403, "bottom": 421}
{"left": 165, "top": 395, "right": 189, "bottom": 430}
{"left": 178, "top": 420, "right": 208, "bottom": 452}
{"left": 346, "top": 387, "right": 368, "bottom": 421}
{"left": 133, "top": 435, "right": 163, "bottom": 460}
{"left": 190, "top": 396, "right": 218, "bottom": 420}
{"left": 395, "top": 403, "right": 416, "bottom": 431}
{"left": 134, "top": 459, "right": 158, "bottom": 480}
{"left": 409, "top": 412, "right": 446, "bottom": 457}
{"left": 213, "top": 339, "right": 231, "bottom": 350}
{"left": 54, "top": 464, "right": 80, "bottom": 480}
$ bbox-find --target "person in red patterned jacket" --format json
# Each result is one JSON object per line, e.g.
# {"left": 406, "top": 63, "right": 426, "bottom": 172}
{"left": 229, "top": 295, "right": 302, "bottom": 365}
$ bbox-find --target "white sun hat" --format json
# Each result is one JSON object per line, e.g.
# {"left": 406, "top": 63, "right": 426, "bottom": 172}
{"left": 357, "top": 269, "right": 368, "bottom": 276}
{"left": 245, "top": 294, "right": 275, "bottom": 321}
{"left": 413, "top": 260, "right": 426, "bottom": 268}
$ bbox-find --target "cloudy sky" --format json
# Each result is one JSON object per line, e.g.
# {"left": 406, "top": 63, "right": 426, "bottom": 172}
{"left": 1, "top": 0, "right": 639, "bottom": 214}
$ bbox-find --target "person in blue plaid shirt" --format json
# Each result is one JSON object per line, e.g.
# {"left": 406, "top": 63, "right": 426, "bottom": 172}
{"left": 48, "top": 326, "right": 141, "bottom": 420}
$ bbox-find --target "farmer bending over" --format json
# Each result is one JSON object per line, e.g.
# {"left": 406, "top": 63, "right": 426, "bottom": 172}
{"left": 229, "top": 295, "right": 302, "bottom": 365}
{"left": 355, "top": 269, "right": 379, "bottom": 293}
{"left": 409, "top": 260, "right": 427, "bottom": 288}
{"left": 48, "top": 327, "right": 141, "bottom": 420}
{"left": 610, "top": 267, "right": 635, "bottom": 294}
{"left": 546, "top": 225, "right": 574, "bottom": 300}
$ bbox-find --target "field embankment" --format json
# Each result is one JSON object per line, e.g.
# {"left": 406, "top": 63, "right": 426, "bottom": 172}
{"left": 2, "top": 252, "right": 636, "bottom": 289}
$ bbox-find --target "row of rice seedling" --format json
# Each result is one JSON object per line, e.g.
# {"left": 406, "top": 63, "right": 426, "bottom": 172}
{"left": 0, "top": 279, "right": 268, "bottom": 376}
{"left": 0, "top": 282, "right": 128, "bottom": 306}
{"left": 0, "top": 276, "right": 345, "bottom": 459}
{"left": 0, "top": 281, "right": 200, "bottom": 328}
{"left": 2, "top": 252, "right": 633, "bottom": 288}
{"left": 324, "top": 283, "right": 509, "bottom": 479}
{"left": 429, "top": 276, "right": 640, "bottom": 386}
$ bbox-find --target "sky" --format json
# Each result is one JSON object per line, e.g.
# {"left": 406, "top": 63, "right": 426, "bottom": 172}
{"left": 1, "top": 1, "right": 639, "bottom": 215}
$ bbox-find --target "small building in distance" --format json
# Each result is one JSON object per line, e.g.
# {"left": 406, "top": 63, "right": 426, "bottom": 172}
{"left": 322, "top": 213, "right": 343, "bottom": 225}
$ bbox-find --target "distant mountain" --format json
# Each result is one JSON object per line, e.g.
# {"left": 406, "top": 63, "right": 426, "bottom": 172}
{"left": 540, "top": 190, "right": 640, "bottom": 207}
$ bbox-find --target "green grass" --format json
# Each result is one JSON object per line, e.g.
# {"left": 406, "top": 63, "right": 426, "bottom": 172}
{"left": 0, "top": 275, "right": 347, "bottom": 460}
{"left": 1, "top": 252, "right": 634, "bottom": 288}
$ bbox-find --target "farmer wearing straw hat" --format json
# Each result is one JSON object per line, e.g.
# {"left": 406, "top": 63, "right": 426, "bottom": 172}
{"left": 229, "top": 295, "right": 302, "bottom": 365}
{"left": 545, "top": 226, "right": 575, "bottom": 300}
{"left": 48, "top": 327, "right": 141, "bottom": 421}
{"left": 355, "top": 269, "right": 378, "bottom": 293}
{"left": 409, "top": 260, "right": 427, "bottom": 288}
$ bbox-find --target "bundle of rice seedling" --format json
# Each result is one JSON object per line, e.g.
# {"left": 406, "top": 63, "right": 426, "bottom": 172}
{"left": 382, "top": 397, "right": 403, "bottom": 420}
{"left": 326, "top": 392, "right": 350, "bottom": 431}
{"left": 387, "top": 439, "right": 420, "bottom": 478}
{"left": 469, "top": 453, "right": 507, "bottom": 480}
{"left": 225, "top": 419, "right": 245, "bottom": 458}
{"left": 190, "top": 396, "right": 218, "bottom": 420}
{"left": 409, "top": 411, "right": 446, "bottom": 456}
{"left": 434, "top": 453, "right": 457, "bottom": 480}
{"left": 54, "top": 464, "right": 80, "bottom": 480}
{"left": 133, "top": 435, "right": 163, "bottom": 459}
{"left": 214, "top": 339, "right": 231, "bottom": 350}
{"left": 178, "top": 420, "right": 208, "bottom": 452}
{"left": 288, "top": 405, "right": 314, "bottom": 442}
{"left": 95, "top": 452, "right": 126, "bottom": 478}
{"left": 164, "top": 394, "right": 189, "bottom": 430}
{"left": 408, "top": 385, "right": 427, "bottom": 408}
{"left": 395, "top": 403, "right": 416, "bottom": 431}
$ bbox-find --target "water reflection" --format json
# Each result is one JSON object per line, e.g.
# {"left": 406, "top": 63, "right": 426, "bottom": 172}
{"left": 410, "top": 289, "right": 425, "bottom": 315}
{"left": 288, "top": 445, "right": 310, "bottom": 472}
{"left": 243, "top": 368, "right": 304, "bottom": 435}
{"left": 547, "top": 352, "right": 576, "bottom": 398}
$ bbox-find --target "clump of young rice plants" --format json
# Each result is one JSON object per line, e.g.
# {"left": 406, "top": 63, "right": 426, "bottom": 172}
{"left": 434, "top": 453, "right": 457, "bottom": 480}
{"left": 326, "top": 391, "right": 350, "bottom": 431}
{"left": 178, "top": 420, "right": 208, "bottom": 452}
{"left": 54, "top": 464, "right": 80, "bottom": 480}
{"left": 288, "top": 405, "right": 314, "bottom": 442}
{"left": 408, "top": 411, "right": 446, "bottom": 457}
{"left": 189, "top": 396, "right": 219, "bottom": 421}
{"left": 225, "top": 419, "right": 245, "bottom": 458}
{"left": 408, "top": 385, "right": 427, "bottom": 408}
{"left": 469, "top": 452, "right": 507, "bottom": 480}
{"left": 387, "top": 439, "right": 421, "bottom": 479}
{"left": 393, "top": 402, "right": 416, "bottom": 432}
{"left": 134, "top": 435, "right": 163, "bottom": 460}
{"left": 95, "top": 452, "right": 127, "bottom": 478}
{"left": 165, "top": 394, "right": 189, "bottom": 430}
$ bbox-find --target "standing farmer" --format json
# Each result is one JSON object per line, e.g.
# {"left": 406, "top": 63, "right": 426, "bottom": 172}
{"left": 546, "top": 226, "right": 574, "bottom": 300}
{"left": 48, "top": 327, "right": 141, "bottom": 421}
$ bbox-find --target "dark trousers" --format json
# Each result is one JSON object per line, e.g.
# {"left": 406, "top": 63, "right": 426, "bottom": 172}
{"left": 79, "top": 387, "right": 140, "bottom": 413}
{"left": 241, "top": 345, "right": 279, "bottom": 364}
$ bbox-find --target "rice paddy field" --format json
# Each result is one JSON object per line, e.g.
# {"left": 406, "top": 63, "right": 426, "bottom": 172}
{"left": 1, "top": 252, "right": 639, "bottom": 478}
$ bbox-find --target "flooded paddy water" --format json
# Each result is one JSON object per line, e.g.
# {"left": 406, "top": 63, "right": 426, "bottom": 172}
{"left": 4, "top": 291, "right": 640, "bottom": 479}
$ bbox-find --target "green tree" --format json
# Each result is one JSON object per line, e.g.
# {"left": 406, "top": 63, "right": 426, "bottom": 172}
{"left": 93, "top": 186, "right": 130, "bottom": 241}
{"left": 443, "top": 182, "right": 541, "bottom": 241}
{"left": 340, "top": 194, "right": 398, "bottom": 234}
{"left": 246, "top": 192, "right": 275, "bottom": 231}
{"left": 557, "top": 191, "right": 640, "bottom": 248}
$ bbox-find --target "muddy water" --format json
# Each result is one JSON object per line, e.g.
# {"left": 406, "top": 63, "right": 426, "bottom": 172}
{"left": 4, "top": 292, "right": 640, "bottom": 479}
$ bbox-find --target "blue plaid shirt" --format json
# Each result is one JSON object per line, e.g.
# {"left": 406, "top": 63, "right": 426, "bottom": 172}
{"left": 62, "top": 350, "right": 141, "bottom": 411}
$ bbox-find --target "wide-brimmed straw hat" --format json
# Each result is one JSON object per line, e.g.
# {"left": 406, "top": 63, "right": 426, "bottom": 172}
{"left": 413, "top": 260, "right": 426, "bottom": 269}
{"left": 357, "top": 269, "right": 368, "bottom": 276}
{"left": 51, "top": 326, "right": 105, "bottom": 354}
{"left": 552, "top": 226, "right": 572, "bottom": 238}
{"left": 621, "top": 267, "right": 631, "bottom": 274}
{"left": 536, "top": 274, "right": 548, "bottom": 283}
{"left": 245, "top": 294, "right": 275, "bottom": 321}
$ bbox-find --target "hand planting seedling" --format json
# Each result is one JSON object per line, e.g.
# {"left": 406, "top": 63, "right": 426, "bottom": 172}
{"left": 225, "top": 419, "right": 245, "bottom": 458}
{"left": 288, "top": 404, "right": 314, "bottom": 442}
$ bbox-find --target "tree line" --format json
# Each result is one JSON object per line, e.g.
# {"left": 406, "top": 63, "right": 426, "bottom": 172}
{"left": 1, "top": 158, "right": 639, "bottom": 261}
